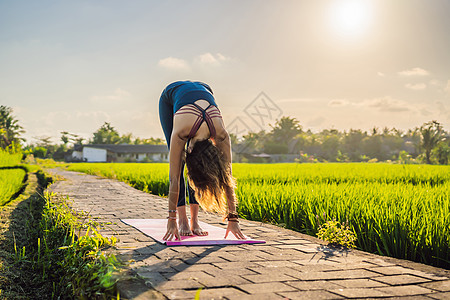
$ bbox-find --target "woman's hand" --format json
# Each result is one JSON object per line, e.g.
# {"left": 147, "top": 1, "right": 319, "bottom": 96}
{"left": 163, "top": 219, "right": 180, "bottom": 241}
{"left": 224, "top": 221, "right": 246, "bottom": 239}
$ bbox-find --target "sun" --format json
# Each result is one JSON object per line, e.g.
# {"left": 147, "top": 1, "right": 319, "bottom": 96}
{"left": 329, "top": 0, "right": 373, "bottom": 38}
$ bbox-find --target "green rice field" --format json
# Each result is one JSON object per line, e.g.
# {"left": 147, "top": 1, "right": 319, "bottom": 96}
{"left": 0, "top": 148, "right": 22, "bottom": 167}
{"left": 65, "top": 163, "right": 449, "bottom": 268}
{"left": 0, "top": 168, "right": 27, "bottom": 206}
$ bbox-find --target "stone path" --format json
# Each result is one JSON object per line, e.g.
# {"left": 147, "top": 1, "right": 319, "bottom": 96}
{"left": 47, "top": 169, "right": 450, "bottom": 300}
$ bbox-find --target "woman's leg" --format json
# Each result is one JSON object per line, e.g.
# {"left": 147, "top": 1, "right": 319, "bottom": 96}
{"left": 159, "top": 95, "right": 192, "bottom": 235}
{"left": 186, "top": 180, "right": 208, "bottom": 235}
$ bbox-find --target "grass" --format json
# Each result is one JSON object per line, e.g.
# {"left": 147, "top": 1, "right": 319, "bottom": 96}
{"left": 63, "top": 162, "right": 449, "bottom": 268}
{"left": 0, "top": 168, "right": 27, "bottom": 206}
{"left": 0, "top": 169, "right": 122, "bottom": 299}
{"left": 0, "top": 148, "right": 22, "bottom": 167}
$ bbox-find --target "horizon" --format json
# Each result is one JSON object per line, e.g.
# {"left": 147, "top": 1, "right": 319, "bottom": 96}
{"left": 1, "top": 0, "right": 449, "bottom": 145}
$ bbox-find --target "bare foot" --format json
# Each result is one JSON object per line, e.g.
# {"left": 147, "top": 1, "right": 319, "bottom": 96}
{"left": 178, "top": 219, "right": 193, "bottom": 236}
{"left": 191, "top": 220, "right": 208, "bottom": 236}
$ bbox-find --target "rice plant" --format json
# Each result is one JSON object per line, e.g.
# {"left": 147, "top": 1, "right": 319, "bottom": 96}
{"left": 0, "top": 168, "right": 26, "bottom": 206}
{"left": 0, "top": 147, "right": 22, "bottom": 167}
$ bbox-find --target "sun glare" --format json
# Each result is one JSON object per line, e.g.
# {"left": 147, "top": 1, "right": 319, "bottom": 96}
{"left": 329, "top": 0, "right": 373, "bottom": 38}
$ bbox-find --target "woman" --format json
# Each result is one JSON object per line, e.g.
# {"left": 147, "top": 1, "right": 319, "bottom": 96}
{"left": 159, "top": 80, "right": 245, "bottom": 241}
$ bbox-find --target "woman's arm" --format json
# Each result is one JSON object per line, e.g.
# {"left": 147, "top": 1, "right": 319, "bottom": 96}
{"left": 163, "top": 132, "right": 186, "bottom": 241}
{"left": 214, "top": 131, "right": 246, "bottom": 239}
{"left": 214, "top": 131, "right": 236, "bottom": 209}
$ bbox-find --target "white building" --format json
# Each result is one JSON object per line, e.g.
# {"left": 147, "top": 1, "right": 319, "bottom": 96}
{"left": 70, "top": 144, "right": 169, "bottom": 163}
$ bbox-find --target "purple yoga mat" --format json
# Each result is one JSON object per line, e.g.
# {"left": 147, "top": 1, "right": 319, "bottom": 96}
{"left": 121, "top": 219, "right": 265, "bottom": 246}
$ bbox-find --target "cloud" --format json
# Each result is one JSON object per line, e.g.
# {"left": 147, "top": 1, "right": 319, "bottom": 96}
{"left": 361, "top": 97, "right": 411, "bottom": 112}
{"left": 90, "top": 88, "right": 131, "bottom": 103}
{"left": 328, "top": 99, "right": 350, "bottom": 107}
{"left": 398, "top": 67, "right": 429, "bottom": 76}
{"left": 158, "top": 57, "right": 190, "bottom": 70}
{"left": 158, "top": 53, "right": 230, "bottom": 70}
{"left": 405, "top": 83, "right": 426, "bottom": 90}
{"left": 195, "top": 52, "right": 230, "bottom": 66}
{"left": 277, "top": 98, "right": 315, "bottom": 104}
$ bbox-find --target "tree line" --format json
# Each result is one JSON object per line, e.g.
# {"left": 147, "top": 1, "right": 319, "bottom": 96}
{"left": 0, "top": 105, "right": 164, "bottom": 160}
{"left": 231, "top": 116, "right": 449, "bottom": 164}
{"left": 1, "top": 105, "right": 449, "bottom": 164}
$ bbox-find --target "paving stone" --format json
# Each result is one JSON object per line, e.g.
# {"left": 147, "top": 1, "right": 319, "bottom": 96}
{"left": 160, "top": 289, "right": 197, "bottom": 299}
{"left": 243, "top": 273, "right": 297, "bottom": 283}
{"left": 217, "top": 251, "right": 267, "bottom": 262}
{"left": 239, "top": 282, "right": 297, "bottom": 294}
{"left": 213, "top": 261, "right": 261, "bottom": 269}
{"left": 374, "top": 285, "right": 434, "bottom": 296}
{"left": 276, "top": 244, "right": 321, "bottom": 253}
{"left": 177, "top": 263, "right": 222, "bottom": 274}
{"left": 198, "top": 273, "right": 252, "bottom": 287}
{"left": 331, "top": 287, "right": 390, "bottom": 298}
{"left": 292, "top": 269, "right": 380, "bottom": 281}
{"left": 364, "top": 258, "right": 396, "bottom": 267}
{"left": 420, "top": 280, "right": 450, "bottom": 292}
{"left": 152, "top": 279, "right": 204, "bottom": 291}
{"left": 397, "top": 296, "right": 439, "bottom": 300}
{"left": 278, "top": 290, "right": 343, "bottom": 299}
{"left": 135, "top": 271, "right": 166, "bottom": 288}
{"left": 117, "top": 278, "right": 166, "bottom": 300}
{"left": 166, "top": 271, "right": 214, "bottom": 281}
{"left": 193, "top": 255, "right": 230, "bottom": 264}
{"left": 278, "top": 239, "right": 314, "bottom": 245}
{"left": 406, "top": 269, "right": 450, "bottom": 281}
{"left": 254, "top": 260, "right": 302, "bottom": 269}
{"left": 285, "top": 280, "right": 342, "bottom": 291}
{"left": 195, "top": 287, "right": 248, "bottom": 299}
{"left": 204, "top": 266, "right": 258, "bottom": 276}
{"left": 368, "top": 265, "right": 419, "bottom": 275}
{"left": 373, "top": 274, "right": 432, "bottom": 285}
{"left": 293, "top": 264, "right": 340, "bottom": 272}
{"left": 427, "top": 291, "right": 450, "bottom": 299}
{"left": 331, "top": 261, "right": 376, "bottom": 270}
{"left": 237, "top": 293, "right": 286, "bottom": 299}
{"left": 292, "top": 258, "right": 341, "bottom": 266}
{"left": 327, "top": 278, "right": 388, "bottom": 288}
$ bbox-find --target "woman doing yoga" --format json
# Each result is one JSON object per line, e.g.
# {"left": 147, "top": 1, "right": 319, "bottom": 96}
{"left": 159, "top": 81, "right": 245, "bottom": 241}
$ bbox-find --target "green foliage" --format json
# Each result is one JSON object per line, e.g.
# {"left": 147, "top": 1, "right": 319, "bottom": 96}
{"left": 269, "top": 116, "right": 302, "bottom": 143}
{"left": 66, "top": 163, "right": 170, "bottom": 196}
{"left": 0, "top": 105, "right": 25, "bottom": 148}
{"left": 31, "top": 146, "right": 48, "bottom": 158}
{"left": 28, "top": 191, "right": 121, "bottom": 298}
{"left": 264, "top": 142, "right": 288, "bottom": 154}
{"left": 432, "top": 141, "right": 450, "bottom": 165}
{"left": 420, "top": 120, "right": 444, "bottom": 164}
{"left": 233, "top": 118, "right": 448, "bottom": 164}
{"left": 0, "top": 145, "right": 22, "bottom": 166}
{"left": 91, "top": 122, "right": 121, "bottom": 144}
{"left": 0, "top": 168, "right": 26, "bottom": 206}
{"left": 317, "top": 219, "right": 356, "bottom": 248}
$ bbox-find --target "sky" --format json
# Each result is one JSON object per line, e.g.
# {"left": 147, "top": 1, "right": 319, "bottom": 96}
{"left": 1, "top": 0, "right": 450, "bottom": 145}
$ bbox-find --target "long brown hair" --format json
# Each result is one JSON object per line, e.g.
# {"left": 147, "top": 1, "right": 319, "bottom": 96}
{"left": 185, "top": 139, "right": 235, "bottom": 214}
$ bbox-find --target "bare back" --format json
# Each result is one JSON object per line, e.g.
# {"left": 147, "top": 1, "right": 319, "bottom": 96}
{"left": 172, "top": 100, "right": 227, "bottom": 150}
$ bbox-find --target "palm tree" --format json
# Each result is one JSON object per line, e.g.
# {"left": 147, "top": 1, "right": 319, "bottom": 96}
{"left": 0, "top": 105, "right": 25, "bottom": 148}
{"left": 419, "top": 120, "right": 444, "bottom": 164}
